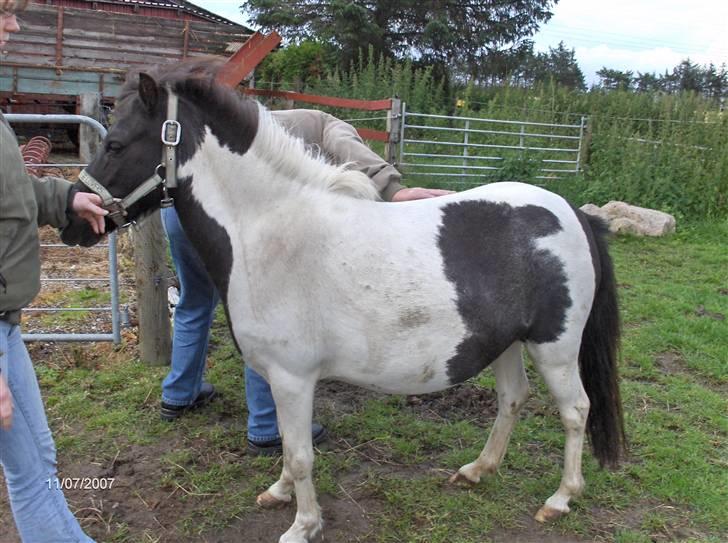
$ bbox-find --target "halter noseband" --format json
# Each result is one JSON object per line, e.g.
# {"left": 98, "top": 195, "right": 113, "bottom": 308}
{"left": 78, "top": 86, "right": 181, "bottom": 227}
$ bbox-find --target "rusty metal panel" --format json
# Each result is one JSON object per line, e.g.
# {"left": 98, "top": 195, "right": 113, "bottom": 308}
{"left": 37, "top": 0, "right": 245, "bottom": 25}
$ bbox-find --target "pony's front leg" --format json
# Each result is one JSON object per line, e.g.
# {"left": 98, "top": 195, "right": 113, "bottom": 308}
{"left": 256, "top": 373, "right": 322, "bottom": 543}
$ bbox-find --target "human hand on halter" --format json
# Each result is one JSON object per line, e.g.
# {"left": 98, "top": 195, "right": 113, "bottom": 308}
{"left": 72, "top": 192, "right": 108, "bottom": 235}
{"left": 391, "top": 187, "right": 455, "bottom": 202}
{"left": 0, "top": 374, "right": 12, "bottom": 430}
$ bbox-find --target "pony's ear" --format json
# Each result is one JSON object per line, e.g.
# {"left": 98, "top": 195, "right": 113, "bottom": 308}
{"left": 138, "top": 73, "right": 159, "bottom": 113}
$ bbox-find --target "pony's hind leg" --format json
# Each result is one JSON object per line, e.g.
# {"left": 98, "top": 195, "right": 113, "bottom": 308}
{"left": 256, "top": 372, "right": 322, "bottom": 543}
{"left": 450, "top": 342, "right": 529, "bottom": 485}
{"left": 527, "top": 341, "right": 589, "bottom": 523}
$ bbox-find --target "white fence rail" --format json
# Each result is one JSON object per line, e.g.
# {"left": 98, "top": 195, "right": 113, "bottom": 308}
{"left": 398, "top": 106, "right": 586, "bottom": 187}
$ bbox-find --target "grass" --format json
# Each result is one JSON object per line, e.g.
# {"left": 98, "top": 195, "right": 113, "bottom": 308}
{"left": 3, "top": 222, "right": 726, "bottom": 542}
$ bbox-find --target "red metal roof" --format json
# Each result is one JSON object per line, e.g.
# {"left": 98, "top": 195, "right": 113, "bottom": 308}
{"left": 36, "top": 0, "right": 251, "bottom": 27}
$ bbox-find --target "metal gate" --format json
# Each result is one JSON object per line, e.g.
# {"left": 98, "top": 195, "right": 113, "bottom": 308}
{"left": 398, "top": 106, "right": 586, "bottom": 187}
{"left": 6, "top": 114, "right": 122, "bottom": 343}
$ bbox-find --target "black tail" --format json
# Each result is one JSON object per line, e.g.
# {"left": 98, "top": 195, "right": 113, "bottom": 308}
{"left": 579, "top": 213, "right": 626, "bottom": 468}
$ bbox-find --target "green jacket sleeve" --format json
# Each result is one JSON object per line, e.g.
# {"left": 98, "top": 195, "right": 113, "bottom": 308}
{"left": 30, "top": 173, "right": 73, "bottom": 229}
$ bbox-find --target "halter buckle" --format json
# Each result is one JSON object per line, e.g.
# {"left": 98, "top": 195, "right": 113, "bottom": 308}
{"left": 162, "top": 120, "right": 181, "bottom": 146}
{"left": 105, "top": 199, "right": 128, "bottom": 227}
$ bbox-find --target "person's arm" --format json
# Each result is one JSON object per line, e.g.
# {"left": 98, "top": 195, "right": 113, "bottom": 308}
{"left": 318, "top": 112, "right": 454, "bottom": 202}
{"left": 32, "top": 175, "right": 107, "bottom": 234}
{"left": 318, "top": 112, "right": 405, "bottom": 200}
{"left": 31, "top": 174, "right": 74, "bottom": 228}
{"left": 0, "top": 372, "right": 12, "bottom": 430}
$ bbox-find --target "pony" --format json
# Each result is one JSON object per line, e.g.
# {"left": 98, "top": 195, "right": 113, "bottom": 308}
{"left": 61, "top": 61, "right": 625, "bottom": 543}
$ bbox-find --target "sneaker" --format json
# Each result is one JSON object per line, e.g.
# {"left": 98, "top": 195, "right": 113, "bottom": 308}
{"left": 160, "top": 383, "right": 217, "bottom": 421}
{"left": 247, "top": 423, "right": 328, "bottom": 457}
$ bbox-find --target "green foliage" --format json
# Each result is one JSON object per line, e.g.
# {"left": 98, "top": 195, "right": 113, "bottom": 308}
{"left": 257, "top": 40, "right": 337, "bottom": 91}
{"left": 598, "top": 59, "right": 728, "bottom": 100}
{"left": 442, "top": 82, "right": 728, "bottom": 219}
{"left": 253, "top": 41, "right": 727, "bottom": 220}
{"left": 243, "top": 0, "right": 558, "bottom": 78}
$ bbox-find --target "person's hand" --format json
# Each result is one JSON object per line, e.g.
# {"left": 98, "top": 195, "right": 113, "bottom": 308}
{"left": 0, "top": 375, "right": 12, "bottom": 430}
{"left": 72, "top": 192, "right": 108, "bottom": 235}
{"left": 391, "top": 187, "right": 455, "bottom": 202}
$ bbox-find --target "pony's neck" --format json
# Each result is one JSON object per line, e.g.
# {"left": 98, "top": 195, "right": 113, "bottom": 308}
{"left": 174, "top": 97, "right": 381, "bottom": 242}
{"left": 249, "top": 104, "right": 379, "bottom": 199}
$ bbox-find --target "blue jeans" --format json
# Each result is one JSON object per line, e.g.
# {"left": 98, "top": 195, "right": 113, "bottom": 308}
{"left": 161, "top": 207, "right": 279, "bottom": 442}
{"left": 0, "top": 321, "right": 95, "bottom": 542}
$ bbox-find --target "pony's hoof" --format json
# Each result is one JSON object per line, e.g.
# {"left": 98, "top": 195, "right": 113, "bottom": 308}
{"left": 448, "top": 471, "right": 478, "bottom": 486}
{"left": 257, "top": 490, "right": 291, "bottom": 509}
{"left": 534, "top": 504, "right": 568, "bottom": 523}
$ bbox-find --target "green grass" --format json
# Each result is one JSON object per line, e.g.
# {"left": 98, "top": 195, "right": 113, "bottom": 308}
{"left": 7, "top": 222, "right": 726, "bottom": 542}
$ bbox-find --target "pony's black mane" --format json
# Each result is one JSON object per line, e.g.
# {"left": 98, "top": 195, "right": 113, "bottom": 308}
{"left": 118, "top": 58, "right": 259, "bottom": 157}
{"left": 118, "top": 58, "right": 254, "bottom": 121}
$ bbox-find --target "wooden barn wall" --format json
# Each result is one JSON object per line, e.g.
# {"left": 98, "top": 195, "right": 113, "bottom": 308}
{"left": 0, "top": 3, "right": 251, "bottom": 98}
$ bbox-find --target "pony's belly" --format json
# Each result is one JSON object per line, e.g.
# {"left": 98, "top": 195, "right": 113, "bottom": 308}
{"left": 323, "top": 338, "right": 459, "bottom": 395}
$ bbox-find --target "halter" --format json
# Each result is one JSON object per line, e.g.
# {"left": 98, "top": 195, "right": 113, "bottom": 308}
{"left": 78, "top": 86, "right": 181, "bottom": 227}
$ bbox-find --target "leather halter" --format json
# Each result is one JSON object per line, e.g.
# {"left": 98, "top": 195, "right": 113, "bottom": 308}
{"left": 78, "top": 86, "right": 181, "bottom": 227}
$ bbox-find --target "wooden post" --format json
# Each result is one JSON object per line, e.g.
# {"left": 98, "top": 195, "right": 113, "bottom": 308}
{"left": 385, "top": 98, "right": 402, "bottom": 165}
{"left": 131, "top": 211, "right": 171, "bottom": 366}
{"left": 79, "top": 92, "right": 101, "bottom": 164}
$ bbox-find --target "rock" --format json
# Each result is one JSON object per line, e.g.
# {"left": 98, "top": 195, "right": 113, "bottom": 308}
{"left": 580, "top": 201, "right": 676, "bottom": 237}
{"left": 579, "top": 203, "right": 610, "bottom": 222}
{"left": 601, "top": 201, "right": 676, "bottom": 236}
{"left": 609, "top": 217, "right": 642, "bottom": 235}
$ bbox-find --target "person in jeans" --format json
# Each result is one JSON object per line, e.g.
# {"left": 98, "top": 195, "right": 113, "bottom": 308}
{"left": 0, "top": 2, "right": 109, "bottom": 540}
{"left": 159, "top": 107, "right": 452, "bottom": 456}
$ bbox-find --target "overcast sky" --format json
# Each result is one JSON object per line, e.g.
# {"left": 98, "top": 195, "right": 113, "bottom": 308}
{"left": 192, "top": 1, "right": 728, "bottom": 84}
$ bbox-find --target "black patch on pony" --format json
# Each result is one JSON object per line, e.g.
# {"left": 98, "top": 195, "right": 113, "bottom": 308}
{"left": 173, "top": 176, "right": 235, "bottom": 304}
{"left": 437, "top": 201, "right": 572, "bottom": 384}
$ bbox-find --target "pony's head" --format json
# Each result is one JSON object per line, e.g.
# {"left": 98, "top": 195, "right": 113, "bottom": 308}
{"left": 61, "top": 59, "right": 256, "bottom": 246}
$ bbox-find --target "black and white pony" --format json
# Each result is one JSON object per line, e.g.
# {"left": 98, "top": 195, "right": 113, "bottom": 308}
{"left": 62, "top": 62, "right": 625, "bottom": 543}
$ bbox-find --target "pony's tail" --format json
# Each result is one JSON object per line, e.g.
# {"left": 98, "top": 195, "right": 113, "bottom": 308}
{"left": 579, "top": 213, "right": 626, "bottom": 468}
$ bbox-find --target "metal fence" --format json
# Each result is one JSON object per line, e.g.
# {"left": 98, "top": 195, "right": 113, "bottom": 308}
{"left": 398, "top": 105, "right": 586, "bottom": 187}
{"left": 6, "top": 114, "right": 122, "bottom": 343}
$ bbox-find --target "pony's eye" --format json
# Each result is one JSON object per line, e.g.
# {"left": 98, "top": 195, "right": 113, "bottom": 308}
{"left": 107, "top": 141, "right": 124, "bottom": 153}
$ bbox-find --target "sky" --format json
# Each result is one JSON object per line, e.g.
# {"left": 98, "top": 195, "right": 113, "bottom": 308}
{"left": 192, "top": 0, "right": 728, "bottom": 85}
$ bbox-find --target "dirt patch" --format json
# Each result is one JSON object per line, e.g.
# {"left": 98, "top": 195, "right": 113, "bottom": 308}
{"left": 207, "top": 493, "right": 383, "bottom": 543}
{"left": 655, "top": 352, "right": 685, "bottom": 375}
{"left": 405, "top": 384, "right": 498, "bottom": 427}
{"left": 590, "top": 502, "right": 710, "bottom": 542}
{"left": 693, "top": 304, "right": 725, "bottom": 321}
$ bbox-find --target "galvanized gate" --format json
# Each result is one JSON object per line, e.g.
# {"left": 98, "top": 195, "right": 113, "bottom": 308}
{"left": 398, "top": 106, "right": 586, "bottom": 187}
{"left": 6, "top": 114, "right": 122, "bottom": 343}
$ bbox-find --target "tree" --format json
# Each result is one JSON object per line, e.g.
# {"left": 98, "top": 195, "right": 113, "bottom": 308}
{"left": 525, "top": 41, "right": 585, "bottom": 90}
{"left": 596, "top": 67, "right": 633, "bottom": 91}
{"left": 671, "top": 58, "right": 703, "bottom": 93}
{"left": 634, "top": 71, "right": 661, "bottom": 93}
{"left": 241, "top": 0, "right": 559, "bottom": 79}
{"left": 702, "top": 63, "right": 727, "bottom": 100}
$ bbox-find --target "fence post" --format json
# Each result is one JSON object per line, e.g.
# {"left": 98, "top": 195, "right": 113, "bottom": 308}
{"left": 462, "top": 119, "right": 470, "bottom": 183}
{"left": 79, "top": 93, "right": 101, "bottom": 163}
{"left": 576, "top": 116, "right": 587, "bottom": 172}
{"left": 132, "top": 211, "right": 171, "bottom": 365}
{"left": 385, "top": 98, "right": 402, "bottom": 165}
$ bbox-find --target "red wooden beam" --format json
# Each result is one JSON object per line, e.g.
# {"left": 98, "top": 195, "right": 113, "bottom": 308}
{"left": 242, "top": 87, "right": 392, "bottom": 112}
{"left": 355, "top": 127, "right": 389, "bottom": 142}
{"left": 216, "top": 31, "right": 282, "bottom": 88}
